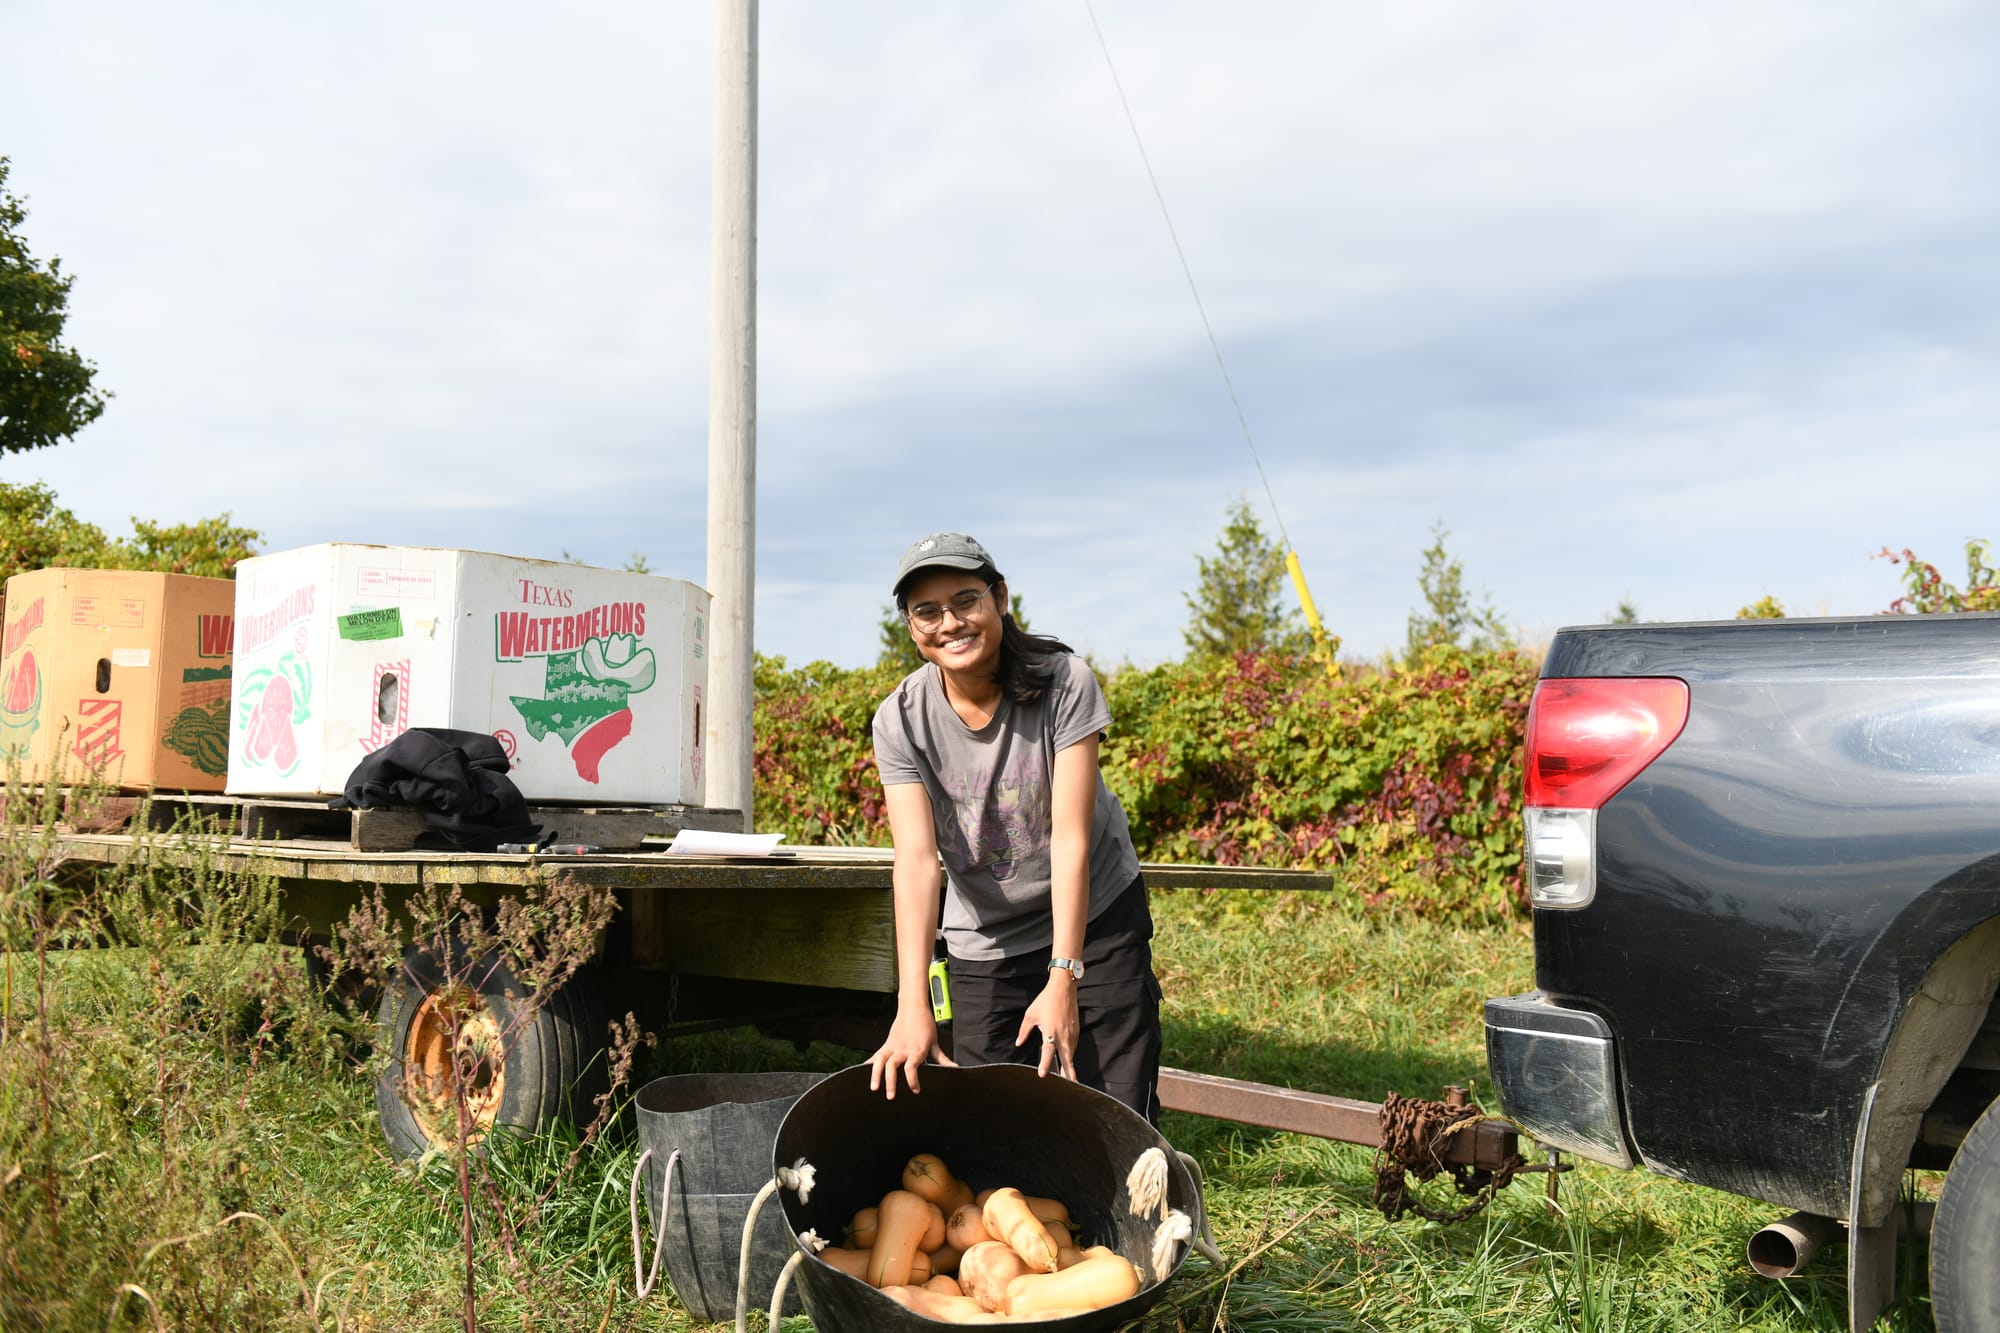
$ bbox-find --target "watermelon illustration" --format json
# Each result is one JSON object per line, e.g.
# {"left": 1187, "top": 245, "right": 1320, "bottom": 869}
{"left": 0, "top": 649, "right": 42, "bottom": 759}
{"left": 235, "top": 652, "right": 313, "bottom": 777}
{"left": 245, "top": 672, "right": 299, "bottom": 771}
{"left": 162, "top": 696, "right": 231, "bottom": 777}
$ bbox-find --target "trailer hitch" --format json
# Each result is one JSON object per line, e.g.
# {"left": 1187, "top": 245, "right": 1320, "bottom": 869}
{"left": 1156, "top": 1071, "right": 1559, "bottom": 1224}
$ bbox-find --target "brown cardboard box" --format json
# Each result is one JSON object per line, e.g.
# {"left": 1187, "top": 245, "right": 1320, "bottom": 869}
{"left": 0, "top": 568, "right": 236, "bottom": 791}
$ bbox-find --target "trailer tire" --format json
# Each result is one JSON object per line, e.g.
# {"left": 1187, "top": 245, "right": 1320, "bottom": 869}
{"left": 1933, "top": 1092, "right": 2000, "bottom": 1332}
{"left": 374, "top": 942, "right": 606, "bottom": 1161}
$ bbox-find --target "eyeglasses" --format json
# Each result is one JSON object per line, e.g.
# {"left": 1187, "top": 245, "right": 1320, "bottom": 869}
{"left": 906, "top": 586, "right": 993, "bottom": 632}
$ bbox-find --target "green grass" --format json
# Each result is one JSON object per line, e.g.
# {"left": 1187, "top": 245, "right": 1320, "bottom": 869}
{"left": 1, "top": 860, "right": 1940, "bottom": 1331}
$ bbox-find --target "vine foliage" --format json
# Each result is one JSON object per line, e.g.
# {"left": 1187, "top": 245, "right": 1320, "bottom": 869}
{"left": 753, "top": 645, "right": 1535, "bottom": 923}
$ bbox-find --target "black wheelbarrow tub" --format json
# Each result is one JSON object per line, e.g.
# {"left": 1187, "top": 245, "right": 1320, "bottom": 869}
{"left": 774, "top": 1063, "right": 1201, "bottom": 1331}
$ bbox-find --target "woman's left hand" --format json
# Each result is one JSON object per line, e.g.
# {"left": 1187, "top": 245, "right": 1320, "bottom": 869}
{"left": 1017, "top": 977, "right": 1080, "bottom": 1080}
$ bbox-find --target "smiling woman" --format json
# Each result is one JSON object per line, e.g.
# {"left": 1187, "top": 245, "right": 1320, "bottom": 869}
{"left": 866, "top": 532, "right": 1164, "bottom": 1123}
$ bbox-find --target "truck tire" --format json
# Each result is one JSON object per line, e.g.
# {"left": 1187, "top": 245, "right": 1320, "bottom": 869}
{"left": 374, "top": 942, "right": 606, "bottom": 1160}
{"left": 1933, "top": 1092, "right": 2000, "bottom": 1332}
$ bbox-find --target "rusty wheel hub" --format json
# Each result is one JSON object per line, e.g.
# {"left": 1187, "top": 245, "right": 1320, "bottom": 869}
{"left": 402, "top": 982, "right": 506, "bottom": 1146}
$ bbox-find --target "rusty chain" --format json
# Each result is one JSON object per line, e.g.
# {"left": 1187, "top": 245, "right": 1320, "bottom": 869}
{"left": 1371, "top": 1090, "right": 1527, "bottom": 1224}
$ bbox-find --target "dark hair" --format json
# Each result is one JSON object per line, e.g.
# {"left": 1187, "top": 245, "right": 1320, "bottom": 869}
{"left": 897, "top": 564, "right": 1072, "bottom": 705}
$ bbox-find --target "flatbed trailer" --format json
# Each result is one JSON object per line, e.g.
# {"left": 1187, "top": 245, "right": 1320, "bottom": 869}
{"left": 47, "top": 827, "right": 1524, "bottom": 1191}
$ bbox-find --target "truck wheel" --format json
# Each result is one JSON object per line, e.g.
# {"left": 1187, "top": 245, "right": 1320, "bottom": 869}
{"left": 1933, "top": 1093, "right": 2000, "bottom": 1332}
{"left": 374, "top": 943, "right": 606, "bottom": 1160}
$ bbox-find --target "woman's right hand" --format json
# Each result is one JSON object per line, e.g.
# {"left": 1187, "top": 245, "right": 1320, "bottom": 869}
{"left": 868, "top": 1006, "right": 956, "bottom": 1099}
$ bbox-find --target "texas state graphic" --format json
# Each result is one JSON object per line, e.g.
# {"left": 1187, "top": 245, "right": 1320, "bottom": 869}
{"left": 508, "top": 633, "right": 657, "bottom": 783}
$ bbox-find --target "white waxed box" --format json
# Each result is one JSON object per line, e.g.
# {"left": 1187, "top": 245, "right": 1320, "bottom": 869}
{"left": 225, "top": 544, "right": 709, "bottom": 804}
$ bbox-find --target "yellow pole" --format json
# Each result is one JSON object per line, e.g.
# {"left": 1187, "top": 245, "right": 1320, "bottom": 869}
{"left": 1285, "top": 550, "right": 1342, "bottom": 681}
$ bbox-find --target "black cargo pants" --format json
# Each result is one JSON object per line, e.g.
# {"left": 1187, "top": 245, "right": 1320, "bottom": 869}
{"left": 943, "top": 873, "right": 1162, "bottom": 1124}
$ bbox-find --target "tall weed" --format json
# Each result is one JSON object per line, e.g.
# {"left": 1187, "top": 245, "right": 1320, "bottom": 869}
{"left": 0, "top": 770, "right": 349, "bottom": 1329}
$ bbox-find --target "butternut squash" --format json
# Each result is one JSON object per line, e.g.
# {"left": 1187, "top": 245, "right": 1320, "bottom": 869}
{"left": 920, "top": 1198, "right": 948, "bottom": 1253}
{"left": 928, "top": 1241, "right": 964, "bottom": 1276}
{"left": 902, "top": 1152, "right": 976, "bottom": 1214}
{"left": 814, "top": 1246, "right": 870, "bottom": 1281}
{"left": 1024, "top": 1195, "right": 1072, "bottom": 1228}
{"left": 866, "top": 1189, "right": 933, "bottom": 1289}
{"left": 847, "top": 1205, "right": 879, "bottom": 1250}
{"left": 1003, "top": 1250, "right": 1142, "bottom": 1318}
{"left": 878, "top": 1285, "right": 1010, "bottom": 1323}
{"left": 923, "top": 1273, "right": 965, "bottom": 1297}
{"left": 980, "top": 1187, "right": 1059, "bottom": 1273}
{"left": 945, "top": 1202, "right": 993, "bottom": 1252}
{"left": 957, "top": 1240, "right": 1033, "bottom": 1312}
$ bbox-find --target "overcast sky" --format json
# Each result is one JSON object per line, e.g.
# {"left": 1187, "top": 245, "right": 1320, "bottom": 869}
{"left": 5, "top": 1, "right": 1996, "bottom": 667}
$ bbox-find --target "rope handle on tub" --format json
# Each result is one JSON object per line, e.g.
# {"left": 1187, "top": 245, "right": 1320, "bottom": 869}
{"left": 628, "top": 1147, "right": 682, "bottom": 1301}
{"left": 736, "top": 1158, "right": 819, "bottom": 1333}
{"left": 1174, "top": 1150, "right": 1224, "bottom": 1265}
{"left": 768, "top": 1250, "right": 806, "bottom": 1327}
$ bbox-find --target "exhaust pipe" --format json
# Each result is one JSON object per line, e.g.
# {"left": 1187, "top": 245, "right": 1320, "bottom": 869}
{"left": 1747, "top": 1201, "right": 1939, "bottom": 1280}
{"left": 1747, "top": 1212, "right": 1837, "bottom": 1279}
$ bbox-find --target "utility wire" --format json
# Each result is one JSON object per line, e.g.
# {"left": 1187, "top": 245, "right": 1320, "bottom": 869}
{"left": 1083, "top": 0, "right": 1292, "bottom": 551}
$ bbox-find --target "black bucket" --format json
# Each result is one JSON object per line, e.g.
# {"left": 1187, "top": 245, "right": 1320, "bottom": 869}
{"left": 774, "top": 1064, "right": 1201, "bottom": 1331}
{"left": 636, "top": 1071, "right": 827, "bottom": 1324}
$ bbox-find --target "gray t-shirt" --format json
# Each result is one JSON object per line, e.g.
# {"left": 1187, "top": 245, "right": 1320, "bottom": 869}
{"left": 872, "top": 653, "right": 1143, "bottom": 960}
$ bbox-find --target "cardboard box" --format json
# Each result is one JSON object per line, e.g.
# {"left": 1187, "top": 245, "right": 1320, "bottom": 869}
{"left": 0, "top": 568, "right": 237, "bottom": 791}
{"left": 225, "top": 544, "right": 710, "bottom": 804}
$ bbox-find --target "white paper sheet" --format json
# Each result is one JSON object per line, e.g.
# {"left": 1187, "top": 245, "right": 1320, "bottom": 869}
{"left": 665, "top": 829, "right": 788, "bottom": 857}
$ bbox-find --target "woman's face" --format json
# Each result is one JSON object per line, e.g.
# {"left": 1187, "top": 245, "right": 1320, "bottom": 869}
{"left": 902, "top": 568, "right": 1006, "bottom": 676}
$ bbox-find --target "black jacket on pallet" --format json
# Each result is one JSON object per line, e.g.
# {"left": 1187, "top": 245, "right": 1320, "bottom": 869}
{"left": 333, "top": 728, "right": 542, "bottom": 852}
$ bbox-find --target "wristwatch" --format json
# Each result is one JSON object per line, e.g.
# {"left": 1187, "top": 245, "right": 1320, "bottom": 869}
{"left": 1048, "top": 956, "right": 1085, "bottom": 981}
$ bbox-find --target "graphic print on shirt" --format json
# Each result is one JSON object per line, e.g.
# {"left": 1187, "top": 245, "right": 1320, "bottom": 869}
{"left": 937, "top": 756, "right": 1048, "bottom": 884}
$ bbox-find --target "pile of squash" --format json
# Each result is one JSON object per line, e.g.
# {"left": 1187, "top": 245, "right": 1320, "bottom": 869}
{"left": 813, "top": 1152, "right": 1144, "bottom": 1323}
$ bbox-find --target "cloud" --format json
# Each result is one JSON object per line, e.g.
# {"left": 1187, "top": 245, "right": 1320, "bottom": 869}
{"left": 2, "top": 0, "right": 1995, "bottom": 673}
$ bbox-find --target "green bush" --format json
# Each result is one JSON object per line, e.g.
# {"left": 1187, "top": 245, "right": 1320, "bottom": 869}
{"left": 753, "top": 645, "right": 1537, "bottom": 922}
{"left": 752, "top": 654, "right": 904, "bottom": 845}
{"left": 1102, "top": 644, "right": 1535, "bottom": 923}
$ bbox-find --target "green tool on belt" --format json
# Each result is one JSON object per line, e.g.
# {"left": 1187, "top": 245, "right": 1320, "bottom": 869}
{"left": 928, "top": 948, "right": 952, "bottom": 1023}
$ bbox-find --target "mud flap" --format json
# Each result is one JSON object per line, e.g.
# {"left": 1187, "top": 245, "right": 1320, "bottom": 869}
{"left": 1848, "top": 1083, "right": 1896, "bottom": 1333}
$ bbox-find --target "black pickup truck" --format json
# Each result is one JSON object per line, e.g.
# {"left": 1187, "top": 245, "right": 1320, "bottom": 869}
{"left": 1483, "top": 614, "right": 2000, "bottom": 1332}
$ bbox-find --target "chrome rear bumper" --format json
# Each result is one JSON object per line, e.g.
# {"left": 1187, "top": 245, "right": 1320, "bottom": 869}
{"left": 1484, "top": 991, "right": 1635, "bottom": 1168}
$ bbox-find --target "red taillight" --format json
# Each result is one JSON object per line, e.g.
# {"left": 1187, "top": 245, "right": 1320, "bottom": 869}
{"left": 1525, "top": 677, "right": 1688, "bottom": 809}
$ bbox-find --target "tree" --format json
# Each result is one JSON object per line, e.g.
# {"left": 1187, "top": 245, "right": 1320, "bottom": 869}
{"left": 1604, "top": 598, "right": 1639, "bottom": 624}
{"left": 1181, "top": 499, "right": 1306, "bottom": 658}
{"left": 0, "top": 158, "right": 110, "bottom": 455}
{"left": 111, "top": 514, "right": 261, "bottom": 579}
{"left": 1736, "top": 595, "right": 1786, "bottom": 620}
{"left": 0, "top": 481, "right": 259, "bottom": 585}
{"left": 1405, "top": 521, "right": 1512, "bottom": 655}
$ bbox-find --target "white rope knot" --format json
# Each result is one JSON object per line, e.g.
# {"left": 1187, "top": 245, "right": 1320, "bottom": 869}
{"left": 1150, "top": 1209, "right": 1193, "bottom": 1281}
{"left": 777, "top": 1156, "right": 817, "bottom": 1203}
{"left": 1126, "top": 1147, "right": 1169, "bottom": 1221}
{"left": 798, "top": 1228, "right": 829, "bottom": 1253}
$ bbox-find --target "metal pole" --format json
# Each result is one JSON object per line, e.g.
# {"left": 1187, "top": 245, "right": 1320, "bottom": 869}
{"left": 706, "top": 0, "right": 757, "bottom": 831}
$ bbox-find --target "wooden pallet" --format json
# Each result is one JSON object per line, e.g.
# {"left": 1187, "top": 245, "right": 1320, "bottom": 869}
{"left": 45, "top": 790, "right": 745, "bottom": 853}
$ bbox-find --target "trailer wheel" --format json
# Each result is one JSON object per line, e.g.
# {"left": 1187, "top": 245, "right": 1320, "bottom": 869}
{"left": 1933, "top": 1092, "right": 2000, "bottom": 1332}
{"left": 374, "top": 943, "right": 606, "bottom": 1160}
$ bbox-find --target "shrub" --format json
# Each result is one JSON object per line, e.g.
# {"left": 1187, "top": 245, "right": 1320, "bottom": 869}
{"left": 752, "top": 654, "right": 904, "bottom": 844}
{"left": 752, "top": 646, "right": 1537, "bottom": 923}
{"left": 1102, "top": 645, "right": 1535, "bottom": 924}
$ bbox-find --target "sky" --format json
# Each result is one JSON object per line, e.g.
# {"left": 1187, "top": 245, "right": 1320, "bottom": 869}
{"left": 4, "top": 1, "right": 1997, "bottom": 668}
